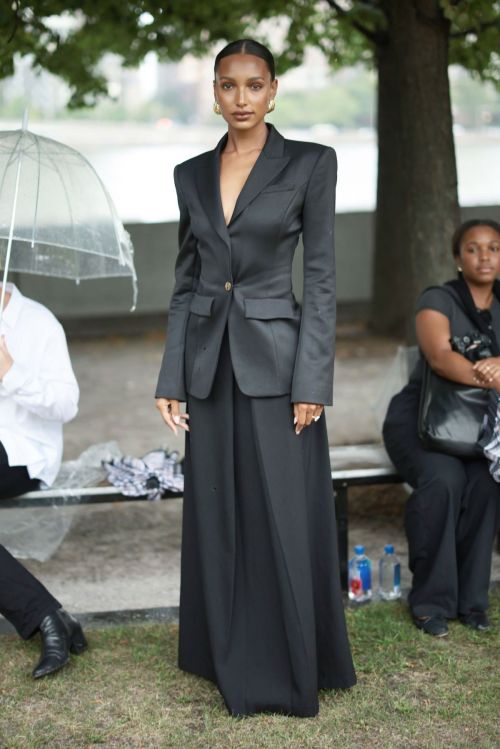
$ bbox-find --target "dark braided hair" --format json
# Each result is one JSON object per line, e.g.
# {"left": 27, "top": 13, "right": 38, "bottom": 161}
{"left": 214, "top": 39, "right": 276, "bottom": 80}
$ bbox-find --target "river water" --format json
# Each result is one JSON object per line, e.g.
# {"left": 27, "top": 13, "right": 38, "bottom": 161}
{"left": 3, "top": 119, "right": 495, "bottom": 223}
{"left": 83, "top": 131, "right": 499, "bottom": 223}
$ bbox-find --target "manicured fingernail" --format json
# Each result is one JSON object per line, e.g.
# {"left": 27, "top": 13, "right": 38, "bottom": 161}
{"left": 293, "top": 416, "right": 297, "bottom": 425}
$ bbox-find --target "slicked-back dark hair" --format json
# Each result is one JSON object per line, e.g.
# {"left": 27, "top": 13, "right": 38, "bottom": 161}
{"left": 452, "top": 218, "right": 500, "bottom": 257}
{"left": 214, "top": 39, "right": 276, "bottom": 80}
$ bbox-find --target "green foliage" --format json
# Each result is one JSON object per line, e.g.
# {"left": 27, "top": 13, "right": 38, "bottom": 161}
{"left": 63, "top": 87, "right": 196, "bottom": 123}
{"left": 451, "top": 70, "right": 500, "bottom": 127}
{"left": 271, "top": 68, "right": 376, "bottom": 129}
{"left": 0, "top": 0, "right": 250, "bottom": 108}
{"left": 0, "top": 1, "right": 499, "bottom": 108}
{"left": 443, "top": 0, "right": 500, "bottom": 86}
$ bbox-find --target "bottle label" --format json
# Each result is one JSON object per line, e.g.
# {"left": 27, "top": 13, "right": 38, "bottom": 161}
{"left": 350, "top": 577, "right": 363, "bottom": 597}
{"left": 394, "top": 563, "right": 401, "bottom": 588}
{"left": 360, "top": 563, "right": 371, "bottom": 592}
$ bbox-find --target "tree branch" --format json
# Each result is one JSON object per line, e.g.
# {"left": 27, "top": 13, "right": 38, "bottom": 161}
{"left": 6, "top": 0, "right": 20, "bottom": 44}
{"left": 450, "top": 19, "right": 500, "bottom": 39}
{"left": 324, "top": 0, "right": 388, "bottom": 46}
{"left": 411, "top": 0, "right": 443, "bottom": 27}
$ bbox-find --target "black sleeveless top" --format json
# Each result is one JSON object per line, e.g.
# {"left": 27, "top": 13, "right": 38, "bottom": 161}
{"left": 408, "top": 285, "right": 500, "bottom": 388}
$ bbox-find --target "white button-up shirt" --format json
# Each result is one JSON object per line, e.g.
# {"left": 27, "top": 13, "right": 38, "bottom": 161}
{"left": 0, "top": 284, "right": 79, "bottom": 486}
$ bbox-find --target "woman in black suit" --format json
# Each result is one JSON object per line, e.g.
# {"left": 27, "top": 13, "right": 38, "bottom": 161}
{"left": 155, "top": 39, "right": 356, "bottom": 717}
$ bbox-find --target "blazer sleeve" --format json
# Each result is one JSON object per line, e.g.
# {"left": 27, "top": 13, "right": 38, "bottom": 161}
{"left": 291, "top": 146, "right": 337, "bottom": 406}
{"left": 155, "top": 165, "right": 200, "bottom": 400}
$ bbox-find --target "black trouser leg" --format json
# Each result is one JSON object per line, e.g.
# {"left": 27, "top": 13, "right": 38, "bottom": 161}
{"left": 0, "top": 545, "right": 61, "bottom": 639}
{"left": 383, "top": 392, "right": 496, "bottom": 619}
{"left": 0, "top": 442, "right": 39, "bottom": 500}
{"left": 456, "top": 460, "right": 499, "bottom": 615}
{"left": 404, "top": 466, "right": 465, "bottom": 618}
{"left": 0, "top": 443, "right": 59, "bottom": 638}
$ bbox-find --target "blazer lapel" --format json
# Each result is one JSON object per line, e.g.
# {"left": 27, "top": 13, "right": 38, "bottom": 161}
{"left": 195, "top": 124, "right": 290, "bottom": 245}
{"left": 229, "top": 125, "right": 290, "bottom": 226}
{"left": 196, "top": 131, "right": 231, "bottom": 250}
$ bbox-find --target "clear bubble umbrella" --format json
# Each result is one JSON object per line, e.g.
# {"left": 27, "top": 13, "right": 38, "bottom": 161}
{"left": 0, "top": 114, "right": 137, "bottom": 322}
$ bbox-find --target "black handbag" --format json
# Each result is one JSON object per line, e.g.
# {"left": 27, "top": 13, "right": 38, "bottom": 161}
{"left": 418, "top": 280, "right": 500, "bottom": 458}
{"left": 418, "top": 363, "right": 489, "bottom": 457}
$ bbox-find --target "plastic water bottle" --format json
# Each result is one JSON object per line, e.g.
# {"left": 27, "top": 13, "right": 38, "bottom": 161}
{"left": 348, "top": 545, "right": 372, "bottom": 602}
{"left": 378, "top": 544, "right": 401, "bottom": 600}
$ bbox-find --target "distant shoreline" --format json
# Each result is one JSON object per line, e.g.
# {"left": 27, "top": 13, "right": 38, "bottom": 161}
{"left": 1, "top": 118, "right": 499, "bottom": 151}
{"left": 1, "top": 119, "right": 497, "bottom": 221}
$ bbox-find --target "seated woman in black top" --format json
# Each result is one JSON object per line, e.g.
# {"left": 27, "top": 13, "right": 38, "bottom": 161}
{"left": 383, "top": 219, "right": 500, "bottom": 637}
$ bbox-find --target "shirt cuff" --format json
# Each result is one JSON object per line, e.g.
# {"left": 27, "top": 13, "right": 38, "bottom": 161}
{"left": 1, "top": 361, "right": 31, "bottom": 394}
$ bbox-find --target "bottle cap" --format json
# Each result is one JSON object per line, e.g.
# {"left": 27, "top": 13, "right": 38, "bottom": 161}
{"left": 384, "top": 544, "right": 394, "bottom": 554}
{"left": 354, "top": 545, "right": 365, "bottom": 555}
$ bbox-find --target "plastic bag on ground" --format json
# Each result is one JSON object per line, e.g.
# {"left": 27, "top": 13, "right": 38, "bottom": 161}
{"left": 0, "top": 442, "right": 123, "bottom": 561}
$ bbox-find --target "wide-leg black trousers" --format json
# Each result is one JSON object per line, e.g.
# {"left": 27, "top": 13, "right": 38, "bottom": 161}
{"left": 383, "top": 386, "right": 499, "bottom": 619}
{"left": 178, "top": 332, "right": 356, "bottom": 717}
{"left": 0, "top": 442, "right": 60, "bottom": 638}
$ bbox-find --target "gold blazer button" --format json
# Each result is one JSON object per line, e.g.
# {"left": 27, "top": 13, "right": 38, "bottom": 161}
{"left": 224, "top": 281, "right": 232, "bottom": 292}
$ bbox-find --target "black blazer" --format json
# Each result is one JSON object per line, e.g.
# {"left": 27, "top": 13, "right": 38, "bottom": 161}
{"left": 155, "top": 123, "right": 337, "bottom": 405}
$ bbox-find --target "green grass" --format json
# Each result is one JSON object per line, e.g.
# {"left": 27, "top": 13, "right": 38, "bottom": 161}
{"left": 0, "top": 594, "right": 499, "bottom": 749}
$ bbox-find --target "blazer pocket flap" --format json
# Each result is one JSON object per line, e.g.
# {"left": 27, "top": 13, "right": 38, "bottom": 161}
{"left": 245, "top": 298, "right": 300, "bottom": 320}
{"left": 190, "top": 294, "right": 214, "bottom": 317}
{"left": 261, "top": 183, "right": 295, "bottom": 194}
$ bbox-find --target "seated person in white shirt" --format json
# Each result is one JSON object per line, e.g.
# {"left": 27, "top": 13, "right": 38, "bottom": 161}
{"left": 0, "top": 283, "right": 87, "bottom": 678}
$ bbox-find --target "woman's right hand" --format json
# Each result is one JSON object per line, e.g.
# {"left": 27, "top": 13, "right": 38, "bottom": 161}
{"left": 156, "top": 398, "right": 190, "bottom": 435}
{"left": 472, "top": 358, "right": 500, "bottom": 389}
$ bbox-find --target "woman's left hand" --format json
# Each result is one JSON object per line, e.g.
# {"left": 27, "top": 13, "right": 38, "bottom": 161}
{"left": 293, "top": 403, "right": 324, "bottom": 435}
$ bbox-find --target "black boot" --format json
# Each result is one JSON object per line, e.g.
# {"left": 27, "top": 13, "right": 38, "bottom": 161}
{"left": 32, "top": 609, "right": 87, "bottom": 679}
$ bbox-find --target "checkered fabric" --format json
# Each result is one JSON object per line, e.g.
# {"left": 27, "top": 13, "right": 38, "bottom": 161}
{"left": 480, "top": 392, "right": 500, "bottom": 482}
{"left": 103, "top": 449, "right": 184, "bottom": 500}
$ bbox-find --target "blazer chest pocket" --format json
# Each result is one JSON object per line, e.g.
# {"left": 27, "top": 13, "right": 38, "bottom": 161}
{"left": 189, "top": 293, "right": 215, "bottom": 317}
{"left": 260, "top": 183, "right": 295, "bottom": 195}
{"left": 244, "top": 298, "right": 300, "bottom": 320}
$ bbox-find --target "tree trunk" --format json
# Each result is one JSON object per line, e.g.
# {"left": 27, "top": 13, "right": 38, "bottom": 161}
{"left": 371, "top": 0, "right": 460, "bottom": 340}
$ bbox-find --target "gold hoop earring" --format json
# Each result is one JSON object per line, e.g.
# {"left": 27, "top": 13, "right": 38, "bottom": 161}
{"left": 213, "top": 101, "right": 221, "bottom": 115}
{"left": 267, "top": 99, "right": 275, "bottom": 113}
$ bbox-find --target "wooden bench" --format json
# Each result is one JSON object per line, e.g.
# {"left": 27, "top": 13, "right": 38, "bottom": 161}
{"left": 1, "top": 444, "right": 403, "bottom": 592}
